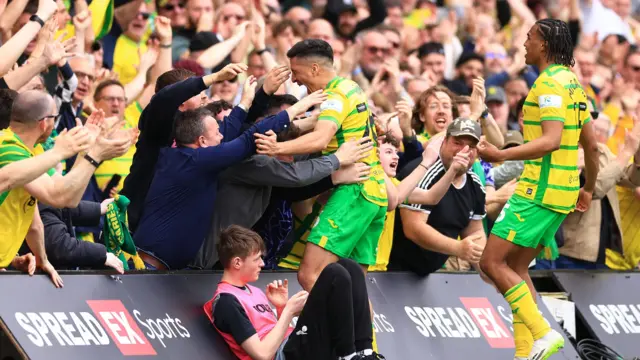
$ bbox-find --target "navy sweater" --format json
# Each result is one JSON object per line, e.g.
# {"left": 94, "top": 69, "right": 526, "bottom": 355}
{"left": 121, "top": 76, "right": 270, "bottom": 232}
{"left": 133, "top": 111, "right": 290, "bottom": 269}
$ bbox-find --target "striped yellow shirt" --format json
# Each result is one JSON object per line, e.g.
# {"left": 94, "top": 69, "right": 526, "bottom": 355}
{"left": 517, "top": 64, "right": 591, "bottom": 214}
{"left": 0, "top": 129, "right": 37, "bottom": 267}
{"left": 94, "top": 102, "right": 142, "bottom": 191}
{"left": 321, "top": 76, "right": 387, "bottom": 206}
{"left": 369, "top": 178, "right": 400, "bottom": 272}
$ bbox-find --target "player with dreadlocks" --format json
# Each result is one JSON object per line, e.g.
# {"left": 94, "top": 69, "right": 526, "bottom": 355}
{"left": 476, "top": 19, "right": 600, "bottom": 360}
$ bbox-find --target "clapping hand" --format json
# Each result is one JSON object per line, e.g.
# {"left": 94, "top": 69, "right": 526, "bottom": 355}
{"left": 266, "top": 279, "right": 289, "bottom": 308}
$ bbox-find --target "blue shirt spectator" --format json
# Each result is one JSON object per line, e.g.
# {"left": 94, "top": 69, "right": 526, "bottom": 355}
{"left": 134, "top": 108, "right": 290, "bottom": 269}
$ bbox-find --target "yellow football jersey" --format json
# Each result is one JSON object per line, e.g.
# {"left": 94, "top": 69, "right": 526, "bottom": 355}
{"left": 517, "top": 64, "right": 591, "bottom": 214}
{"left": 0, "top": 129, "right": 37, "bottom": 267}
{"left": 320, "top": 76, "right": 387, "bottom": 206}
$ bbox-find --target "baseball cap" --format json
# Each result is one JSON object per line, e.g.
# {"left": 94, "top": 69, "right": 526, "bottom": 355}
{"left": 189, "top": 32, "right": 221, "bottom": 52}
{"left": 336, "top": 3, "right": 357, "bottom": 15}
{"left": 446, "top": 117, "right": 482, "bottom": 142}
{"left": 503, "top": 130, "right": 524, "bottom": 147}
{"left": 455, "top": 52, "right": 485, "bottom": 68}
{"left": 418, "top": 42, "right": 445, "bottom": 59}
{"left": 486, "top": 86, "right": 507, "bottom": 103}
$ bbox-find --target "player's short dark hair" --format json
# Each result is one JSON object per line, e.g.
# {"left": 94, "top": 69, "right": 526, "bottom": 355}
{"left": 0, "top": 89, "right": 18, "bottom": 130}
{"left": 156, "top": 68, "right": 196, "bottom": 93}
{"left": 217, "top": 225, "right": 266, "bottom": 269}
{"left": 174, "top": 107, "right": 212, "bottom": 145}
{"left": 286, "top": 39, "right": 334, "bottom": 65}
{"left": 535, "top": 19, "right": 575, "bottom": 67}
{"left": 94, "top": 80, "right": 124, "bottom": 101}
{"left": 205, "top": 100, "right": 233, "bottom": 117}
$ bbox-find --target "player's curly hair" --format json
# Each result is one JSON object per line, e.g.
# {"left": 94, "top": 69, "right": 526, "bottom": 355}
{"left": 535, "top": 19, "right": 575, "bottom": 67}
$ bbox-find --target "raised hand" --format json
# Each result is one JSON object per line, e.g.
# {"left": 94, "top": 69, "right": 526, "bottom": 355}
{"left": 469, "top": 77, "right": 486, "bottom": 118}
{"left": 53, "top": 126, "right": 92, "bottom": 158}
{"left": 266, "top": 279, "right": 289, "bottom": 310}
{"left": 155, "top": 16, "right": 173, "bottom": 43}
{"left": 36, "top": 0, "right": 58, "bottom": 21}
{"left": 138, "top": 46, "right": 159, "bottom": 72}
{"left": 43, "top": 33, "right": 76, "bottom": 66}
{"left": 395, "top": 100, "right": 414, "bottom": 136}
{"left": 296, "top": 90, "right": 328, "bottom": 113}
{"left": 214, "top": 63, "right": 248, "bottom": 83}
{"left": 240, "top": 75, "right": 258, "bottom": 107}
{"left": 331, "top": 162, "right": 371, "bottom": 184}
{"left": 73, "top": 9, "right": 92, "bottom": 31}
{"left": 232, "top": 21, "right": 251, "bottom": 38}
{"left": 263, "top": 65, "right": 291, "bottom": 95}
{"left": 334, "top": 138, "right": 374, "bottom": 166}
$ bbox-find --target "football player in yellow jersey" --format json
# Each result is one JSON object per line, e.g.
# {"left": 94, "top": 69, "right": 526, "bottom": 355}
{"left": 476, "top": 20, "right": 600, "bottom": 360}
{"left": 254, "top": 39, "right": 386, "bottom": 290}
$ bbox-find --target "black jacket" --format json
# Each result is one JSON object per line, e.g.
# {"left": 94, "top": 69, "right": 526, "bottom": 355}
{"left": 37, "top": 201, "right": 107, "bottom": 268}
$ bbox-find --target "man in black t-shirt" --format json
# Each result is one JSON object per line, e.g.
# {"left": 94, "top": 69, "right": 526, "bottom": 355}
{"left": 389, "top": 118, "right": 487, "bottom": 276}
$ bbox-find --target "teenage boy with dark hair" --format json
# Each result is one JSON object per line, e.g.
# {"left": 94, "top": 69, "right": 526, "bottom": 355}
{"left": 204, "top": 225, "right": 385, "bottom": 360}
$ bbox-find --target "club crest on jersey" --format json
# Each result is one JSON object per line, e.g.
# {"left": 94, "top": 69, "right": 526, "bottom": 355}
{"left": 538, "top": 95, "right": 562, "bottom": 109}
{"left": 320, "top": 99, "right": 343, "bottom": 113}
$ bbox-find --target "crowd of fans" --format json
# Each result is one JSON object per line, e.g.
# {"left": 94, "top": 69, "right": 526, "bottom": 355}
{"left": 0, "top": 0, "right": 639, "bottom": 286}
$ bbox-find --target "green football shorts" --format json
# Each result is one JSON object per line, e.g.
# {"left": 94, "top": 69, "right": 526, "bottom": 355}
{"left": 307, "top": 183, "right": 387, "bottom": 265}
{"left": 491, "top": 195, "right": 566, "bottom": 249}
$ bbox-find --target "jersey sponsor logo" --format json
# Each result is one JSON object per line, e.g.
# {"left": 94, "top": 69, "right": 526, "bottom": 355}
{"left": 538, "top": 95, "right": 562, "bottom": 109}
{"left": 589, "top": 304, "right": 640, "bottom": 335}
{"left": 320, "top": 99, "right": 343, "bottom": 113}
{"left": 15, "top": 300, "right": 191, "bottom": 355}
{"left": 356, "top": 103, "right": 367, "bottom": 113}
{"left": 404, "top": 297, "right": 514, "bottom": 348}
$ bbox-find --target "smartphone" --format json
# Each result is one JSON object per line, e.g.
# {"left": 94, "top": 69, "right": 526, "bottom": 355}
{"left": 102, "top": 174, "right": 122, "bottom": 200}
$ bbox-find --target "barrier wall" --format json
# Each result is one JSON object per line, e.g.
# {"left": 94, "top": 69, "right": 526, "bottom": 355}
{"left": 0, "top": 272, "right": 580, "bottom": 359}
{"left": 554, "top": 272, "right": 640, "bottom": 358}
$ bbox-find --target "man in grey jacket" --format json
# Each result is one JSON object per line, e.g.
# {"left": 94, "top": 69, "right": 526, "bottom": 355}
{"left": 191, "top": 95, "right": 371, "bottom": 269}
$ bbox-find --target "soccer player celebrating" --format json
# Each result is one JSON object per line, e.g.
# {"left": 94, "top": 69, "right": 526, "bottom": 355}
{"left": 254, "top": 39, "right": 387, "bottom": 292}
{"left": 476, "top": 19, "right": 600, "bottom": 360}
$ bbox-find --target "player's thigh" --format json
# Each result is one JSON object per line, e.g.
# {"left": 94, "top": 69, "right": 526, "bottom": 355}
{"left": 507, "top": 245, "right": 544, "bottom": 274}
{"left": 491, "top": 196, "right": 555, "bottom": 250}
{"left": 307, "top": 184, "right": 376, "bottom": 258}
{"left": 350, "top": 203, "right": 387, "bottom": 267}
{"left": 299, "top": 242, "right": 339, "bottom": 284}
